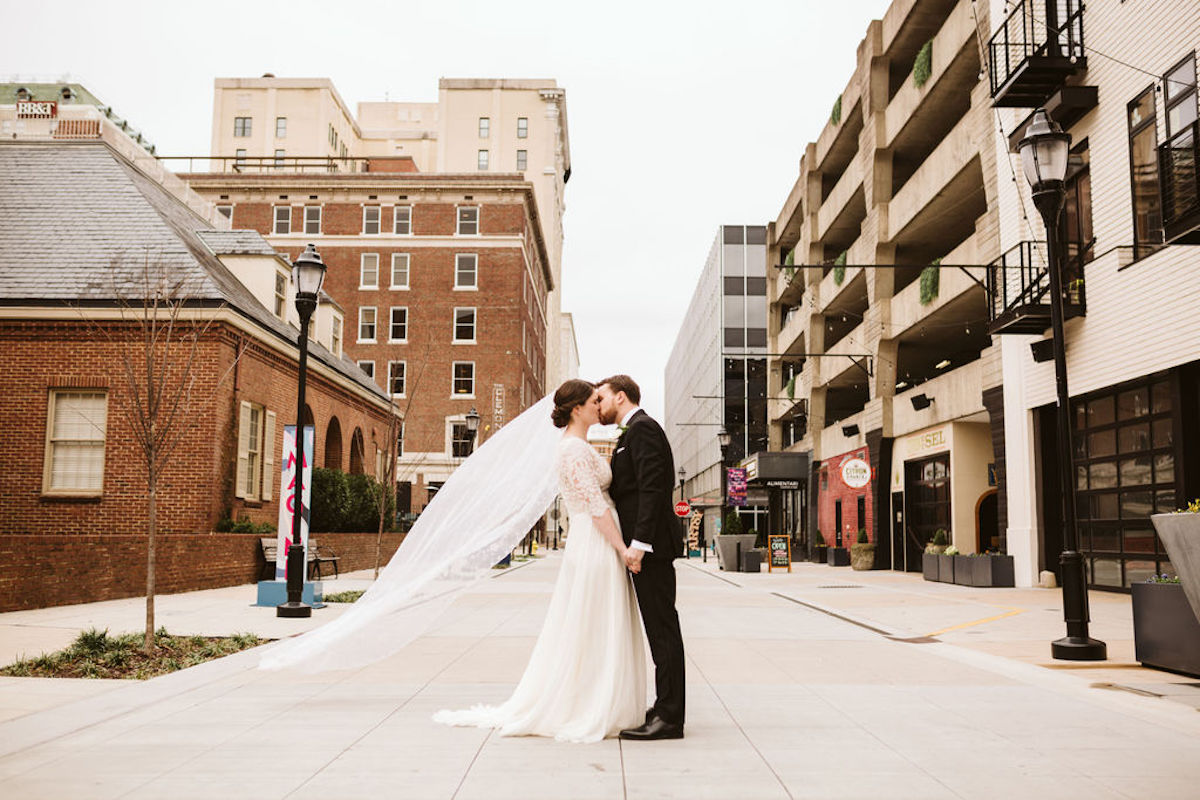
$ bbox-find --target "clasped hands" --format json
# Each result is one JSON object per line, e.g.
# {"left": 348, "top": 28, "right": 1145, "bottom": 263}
{"left": 624, "top": 548, "right": 644, "bottom": 575}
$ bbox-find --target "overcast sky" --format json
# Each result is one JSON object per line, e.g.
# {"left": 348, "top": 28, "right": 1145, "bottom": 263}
{"left": 4, "top": 0, "right": 892, "bottom": 420}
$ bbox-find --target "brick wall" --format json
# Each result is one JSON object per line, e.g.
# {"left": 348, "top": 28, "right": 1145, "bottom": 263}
{"left": 816, "top": 445, "right": 875, "bottom": 548}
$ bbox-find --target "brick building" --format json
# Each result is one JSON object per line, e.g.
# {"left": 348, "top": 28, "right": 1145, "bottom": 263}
{"left": 0, "top": 134, "right": 401, "bottom": 611}
{"left": 179, "top": 169, "right": 553, "bottom": 510}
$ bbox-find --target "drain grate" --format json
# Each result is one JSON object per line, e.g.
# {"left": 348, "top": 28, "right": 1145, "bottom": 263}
{"left": 816, "top": 584, "right": 864, "bottom": 589}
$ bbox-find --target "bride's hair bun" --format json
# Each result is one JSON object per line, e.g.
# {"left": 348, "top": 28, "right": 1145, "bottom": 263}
{"left": 552, "top": 379, "right": 596, "bottom": 428}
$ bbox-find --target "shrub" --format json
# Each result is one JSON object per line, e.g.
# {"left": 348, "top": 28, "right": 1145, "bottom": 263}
{"left": 784, "top": 249, "right": 795, "bottom": 266}
{"left": 831, "top": 94, "right": 842, "bottom": 126}
{"left": 786, "top": 374, "right": 796, "bottom": 401}
{"left": 919, "top": 260, "right": 941, "bottom": 305}
{"left": 313, "top": 469, "right": 396, "bottom": 533}
{"left": 815, "top": 530, "right": 826, "bottom": 546}
{"left": 724, "top": 512, "right": 744, "bottom": 535}
{"left": 857, "top": 529, "right": 869, "bottom": 544}
{"left": 215, "top": 514, "right": 274, "bottom": 534}
{"left": 932, "top": 529, "right": 948, "bottom": 546}
{"left": 913, "top": 39, "right": 933, "bottom": 88}
{"left": 310, "top": 468, "right": 349, "bottom": 532}
{"left": 944, "top": 545, "right": 960, "bottom": 556}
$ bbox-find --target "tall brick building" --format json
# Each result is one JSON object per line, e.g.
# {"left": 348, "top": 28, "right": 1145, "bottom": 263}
{"left": 180, "top": 169, "right": 553, "bottom": 510}
{"left": 0, "top": 126, "right": 400, "bottom": 610}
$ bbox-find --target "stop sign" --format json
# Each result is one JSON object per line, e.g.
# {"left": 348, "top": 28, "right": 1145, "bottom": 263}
{"left": 674, "top": 501, "right": 691, "bottom": 517}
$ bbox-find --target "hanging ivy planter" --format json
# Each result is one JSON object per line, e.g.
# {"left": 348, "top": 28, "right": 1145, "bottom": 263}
{"left": 913, "top": 39, "right": 933, "bottom": 88}
{"left": 785, "top": 375, "right": 796, "bottom": 401}
{"left": 832, "top": 251, "right": 847, "bottom": 285}
{"left": 919, "top": 259, "right": 940, "bottom": 305}
{"left": 831, "top": 94, "right": 842, "bottom": 126}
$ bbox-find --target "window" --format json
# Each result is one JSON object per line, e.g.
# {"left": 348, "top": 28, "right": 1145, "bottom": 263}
{"left": 388, "top": 361, "right": 407, "bottom": 396}
{"left": 273, "top": 272, "right": 287, "bottom": 318}
{"left": 1128, "top": 87, "right": 1164, "bottom": 259}
{"left": 453, "top": 362, "right": 475, "bottom": 396}
{"left": 393, "top": 205, "right": 412, "bottom": 235}
{"left": 236, "top": 402, "right": 274, "bottom": 502}
{"left": 275, "top": 117, "right": 287, "bottom": 138}
{"left": 479, "top": 117, "right": 490, "bottom": 138}
{"left": 331, "top": 312, "right": 343, "bottom": 356}
{"left": 363, "top": 206, "right": 381, "bottom": 234}
{"left": 358, "top": 307, "right": 377, "bottom": 342}
{"left": 1164, "top": 55, "right": 1198, "bottom": 139}
{"left": 360, "top": 253, "right": 379, "bottom": 288}
{"left": 216, "top": 205, "right": 233, "bottom": 219}
{"left": 1061, "top": 144, "right": 1094, "bottom": 299}
{"left": 357, "top": 360, "right": 375, "bottom": 380}
{"left": 273, "top": 205, "right": 291, "bottom": 234}
{"left": 516, "top": 149, "right": 527, "bottom": 171}
{"left": 455, "top": 254, "right": 478, "bottom": 289}
{"left": 454, "top": 307, "right": 476, "bottom": 342}
{"left": 235, "top": 149, "right": 246, "bottom": 166}
{"left": 397, "top": 425, "right": 405, "bottom": 458}
{"left": 44, "top": 390, "right": 107, "bottom": 494}
{"left": 389, "top": 307, "right": 408, "bottom": 342}
{"left": 328, "top": 123, "right": 338, "bottom": 150}
{"left": 390, "top": 253, "right": 410, "bottom": 288}
{"left": 457, "top": 206, "right": 479, "bottom": 235}
{"left": 304, "top": 206, "right": 321, "bottom": 234}
{"left": 234, "top": 117, "right": 251, "bottom": 137}
{"left": 517, "top": 117, "right": 528, "bottom": 138}
{"left": 477, "top": 150, "right": 489, "bottom": 171}
{"left": 452, "top": 422, "right": 473, "bottom": 457}
{"left": 274, "top": 149, "right": 285, "bottom": 168}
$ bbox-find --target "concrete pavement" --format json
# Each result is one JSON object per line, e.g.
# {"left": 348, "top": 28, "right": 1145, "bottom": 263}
{"left": 2, "top": 553, "right": 1199, "bottom": 799}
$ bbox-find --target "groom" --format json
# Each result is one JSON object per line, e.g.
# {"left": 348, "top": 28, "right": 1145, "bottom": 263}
{"left": 597, "top": 375, "right": 686, "bottom": 741}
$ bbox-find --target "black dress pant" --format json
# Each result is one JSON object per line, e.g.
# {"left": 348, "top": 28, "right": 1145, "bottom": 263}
{"left": 631, "top": 557, "right": 685, "bottom": 726}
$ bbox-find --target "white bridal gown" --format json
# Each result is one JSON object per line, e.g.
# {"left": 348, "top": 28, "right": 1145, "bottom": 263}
{"left": 433, "top": 435, "right": 647, "bottom": 743}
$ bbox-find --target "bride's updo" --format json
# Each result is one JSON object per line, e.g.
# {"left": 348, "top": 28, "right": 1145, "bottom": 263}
{"left": 552, "top": 379, "right": 596, "bottom": 428}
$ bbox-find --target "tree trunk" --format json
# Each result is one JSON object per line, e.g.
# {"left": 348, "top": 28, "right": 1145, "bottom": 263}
{"left": 144, "top": 476, "right": 157, "bottom": 653}
{"left": 374, "top": 506, "right": 385, "bottom": 580}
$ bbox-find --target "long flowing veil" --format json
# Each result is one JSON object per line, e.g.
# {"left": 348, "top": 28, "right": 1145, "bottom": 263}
{"left": 258, "top": 394, "right": 561, "bottom": 672}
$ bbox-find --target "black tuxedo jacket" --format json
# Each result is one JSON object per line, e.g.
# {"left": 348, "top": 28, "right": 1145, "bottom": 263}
{"left": 609, "top": 409, "right": 683, "bottom": 560}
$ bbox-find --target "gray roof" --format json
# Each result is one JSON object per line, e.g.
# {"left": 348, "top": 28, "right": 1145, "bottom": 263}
{"left": 0, "top": 141, "right": 387, "bottom": 402}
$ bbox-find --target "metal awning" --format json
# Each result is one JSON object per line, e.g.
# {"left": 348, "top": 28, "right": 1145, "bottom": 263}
{"left": 740, "top": 451, "right": 809, "bottom": 485}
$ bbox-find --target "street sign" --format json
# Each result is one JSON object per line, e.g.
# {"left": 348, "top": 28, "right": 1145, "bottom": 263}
{"left": 674, "top": 501, "right": 691, "bottom": 517}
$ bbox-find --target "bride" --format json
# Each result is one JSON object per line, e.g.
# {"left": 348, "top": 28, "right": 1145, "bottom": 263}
{"left": 432, "top": 379, "right": 647, "bottom": 742}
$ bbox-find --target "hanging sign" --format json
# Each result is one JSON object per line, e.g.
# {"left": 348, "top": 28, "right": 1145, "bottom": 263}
{"left": 727, "top": 467, "right": 748, "bottom": 507}
{"left": 841, "top": 457, "right": 871, "bottom": 489}
{"left": 275, "top": 425, "right": 314, "bottom": 580}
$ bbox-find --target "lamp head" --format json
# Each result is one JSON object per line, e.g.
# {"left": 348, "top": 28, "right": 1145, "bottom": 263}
{"left": 291, "top": 243, "right": 327, "bottom": 299}
{"left": 1018, "top": 109, "right": 1070, "bottom": 189}
{"left": 678, "top": 466, "right": 687, "bottom": 481}
{"left": 465, "top": 406, "right": 481, "bottom": 433}
{"left": 717, "top": 426, "right": 732, "bottom": 449}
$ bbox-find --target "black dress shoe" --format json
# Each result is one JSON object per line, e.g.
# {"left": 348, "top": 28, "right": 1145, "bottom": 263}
{"left": 619, "top": 716, "right": 684, "bottom": 741}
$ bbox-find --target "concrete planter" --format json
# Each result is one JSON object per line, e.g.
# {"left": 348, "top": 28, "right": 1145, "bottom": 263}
{"left": 827, "top": 547, "right": 851, "bottom": 567}
{"left": 1131, "top": 582, "right": 1200, "bottom": 678}
{"left": 922, "top": 552, "right": 939, "bottom": 582}
{"left": 715, "top": 534, "right": 758, "bottom": 571}
{"left": 1150, "top": 513, "right": 1200, "bottom": 621}
{"left": 850, "top": 543, "right": 876, "bottom": 570}
{"left": 953, "top": 555, "right": 973, "bottom": 585}
{"left": 937, "top": 554, "right": 955, "bottom": 583}
{"left": 969, "top": 555, "right": 1015, "bottom": 587}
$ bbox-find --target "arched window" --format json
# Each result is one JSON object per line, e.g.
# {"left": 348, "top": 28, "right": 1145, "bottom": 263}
{"left": 325, "top": 416, "right": 343, "bottom": 471}
{"left": 349, "top": 428, "right": 365, "bottom": 474}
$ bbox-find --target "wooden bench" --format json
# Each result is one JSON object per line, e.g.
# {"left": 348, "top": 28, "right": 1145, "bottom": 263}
{"left": 260, "top": 537, "right": 340, "bottom": 581}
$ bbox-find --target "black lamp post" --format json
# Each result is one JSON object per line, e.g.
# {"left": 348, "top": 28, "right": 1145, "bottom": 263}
{"left": 1019, "top": 109, "right": 1106, "bottom": 661}
{"left": 677, "top": 466, "right": 688, "bottom": 559}
{"left": 278, "top": 243, "right": 327, "bottom": 619}
{"left": 717, "top": 426, "right": 732, "bottom": 540}
{"left": 465, "top": 406, "right": 481, "bottom": 452}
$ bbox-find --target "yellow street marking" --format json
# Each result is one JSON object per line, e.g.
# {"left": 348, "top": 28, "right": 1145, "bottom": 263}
{"left": 924, "top": 607, "right": 1025, "bottom": 637}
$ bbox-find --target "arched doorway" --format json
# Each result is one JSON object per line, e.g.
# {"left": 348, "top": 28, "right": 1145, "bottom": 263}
{"left": 977, "top": 490, "right": 999, "bottom": 553}
{"left": 325, "top": 416, "right": 343, "bottom": 470}
{"left": 349, "top": 428, "right": 365, "bottom": 474}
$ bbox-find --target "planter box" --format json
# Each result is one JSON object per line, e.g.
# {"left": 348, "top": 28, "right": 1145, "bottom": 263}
{"left": 936, "top": 554, "right": 955, "bottom": 583}
{"left": 850, "top": 544, "right": 875, "bottom": 571}
{"left": 827, "top": 547, "right": 850, "bottom": 567}
{"left": 1132, "top": 582, "right": 1200, "bottom": 678}
{"left": 743, "top": 549, "right": 763, "bottom": 573}
{"left": 922, "top": 552, "right": 939, "bottom": 582}
{"left": 714, "top": 534, "right": 758, "bottom": 571}
{"left": 969, "top": 555, "right": 1015, "bottom": 587}
{"left": 953, "top": 555, "right": 973, "bottom": 585}
{"left": 1151, "top": 513, "right": 1200, "bottom": 621}
{"left": 813, "top": 546, "right": 828, "bottom": 563}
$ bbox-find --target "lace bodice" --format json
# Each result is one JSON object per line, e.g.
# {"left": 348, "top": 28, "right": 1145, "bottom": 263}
{"left": 557, "top": 436, "right": 611, "bottom": 517}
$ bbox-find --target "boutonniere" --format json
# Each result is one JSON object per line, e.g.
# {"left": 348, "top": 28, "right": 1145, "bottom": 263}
{"left": 618, "top": 424, "right": 628, "bottom": 434}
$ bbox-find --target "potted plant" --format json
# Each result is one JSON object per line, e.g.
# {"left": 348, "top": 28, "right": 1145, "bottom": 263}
{"left": 951, "top": 546, "right": 975, "bottom": 586}
{"left": 813, "top": 530, "right": 828, "bottom": 563}
{"left": 1151, "top": 499, "right": 1200, "bottom": 623}
{"left": 968, "top": 551, "right": 1016, "bottom": 587}
{"left": 715, "top": 512, "right": 756, "bottom": 572}
{"left": 850, "top": 528, "right": 875, "bottom": 571}
{"left": 941, "top": 544, "right": 960, "bottom": 584}
{"left": 827, "top": 530, "right": 851, "bottom": 567}
{"left": 1131, "top": 574, "right": 1200, "bottom": 678}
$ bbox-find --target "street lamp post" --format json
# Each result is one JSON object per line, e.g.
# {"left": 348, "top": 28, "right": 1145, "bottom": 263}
{"left": 678, "top": 466, "right": 687, "bottom": 559}
{"left": 465, "top": 406, "right": 480, "bottom": 453}
{"left": 1019, "top": 109, "right": 1106, "bottom": 661}
{"left": 278, "top": 243, "right": 327, "bottom": 619}
{"left": 718, "top": 426, "right": 732, "bottom": 558}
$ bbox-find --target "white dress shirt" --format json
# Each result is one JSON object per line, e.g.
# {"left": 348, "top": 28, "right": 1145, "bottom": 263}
{"left": 619, "top": 407, "right": 654, "bottom": 554}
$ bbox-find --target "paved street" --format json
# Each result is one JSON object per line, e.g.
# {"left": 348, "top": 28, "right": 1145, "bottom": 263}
{"left": 2, "top": 553, "right": 1200, "bottom": 799}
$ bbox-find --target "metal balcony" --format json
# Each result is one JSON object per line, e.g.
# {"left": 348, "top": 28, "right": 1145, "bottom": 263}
{"left": 989, "top": 0, "right": 1086, "bottom": 108}
{"left": 986, "top": 241, "right": 1085, "bottom": 335}
{"left": 1159, "top": 120, "right": 1200, "bottom": 245}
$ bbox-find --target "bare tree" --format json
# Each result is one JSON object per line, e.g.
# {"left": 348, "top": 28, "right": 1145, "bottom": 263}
{"left": 79, "top": 252, "right": 240, "bottom": 652}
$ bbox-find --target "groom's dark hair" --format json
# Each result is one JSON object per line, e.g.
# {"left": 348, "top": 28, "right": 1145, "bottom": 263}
{"left": 598, "top": 374, "right": 641, "bottom": 405}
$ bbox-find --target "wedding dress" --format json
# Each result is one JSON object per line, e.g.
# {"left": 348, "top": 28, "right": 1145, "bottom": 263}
{"left": 432, "top": 435, "right": 647, "bottom": 743}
